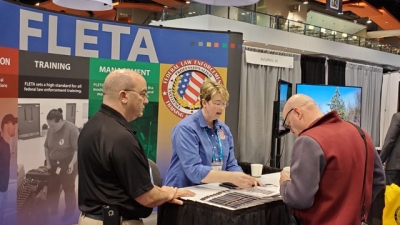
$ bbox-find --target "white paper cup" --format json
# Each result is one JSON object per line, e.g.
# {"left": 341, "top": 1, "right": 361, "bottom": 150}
{"left": 251, "top": 164, "right": 263, "bottom": 177}
{"left": 283, "top": 167, "right": 291, "bottom": 177}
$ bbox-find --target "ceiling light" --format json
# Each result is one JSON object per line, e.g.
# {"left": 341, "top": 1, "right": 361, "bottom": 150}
{"left": 35, "top": 2, "right": 40, "bottom": 6}
{"left": 192, "top": 0, "right": 259, "bottom": 6}
{"left": 303, "top": 1, "right": 308, "bottom": 4}
{"left": 53, "top": 0, "right": 112, "bottom": 11}
{"left": 367, "top": 18, "right": 372, "bottom": 24}
{"left": 186, "top": 1, "right": 190, "bottom": 3}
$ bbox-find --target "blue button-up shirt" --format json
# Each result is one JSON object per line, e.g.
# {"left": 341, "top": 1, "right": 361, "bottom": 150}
{"left": 164, "top": 110, "right": 243, "bottom": 188}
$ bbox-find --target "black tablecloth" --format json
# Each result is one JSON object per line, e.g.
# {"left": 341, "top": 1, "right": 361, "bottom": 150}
{"left": 157, "top": 199, "right": 291, "bottom": 225}
{"left": 157, "top": 163, "right": 290, "bottom": 225}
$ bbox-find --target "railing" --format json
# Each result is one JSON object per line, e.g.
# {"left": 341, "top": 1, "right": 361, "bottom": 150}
{"left": 160, "top": 2, "right": 400, "bottom": 55}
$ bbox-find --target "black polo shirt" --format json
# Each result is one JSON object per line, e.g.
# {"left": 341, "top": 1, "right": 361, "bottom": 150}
{"left": 78, "top": 104, "right": 153, "bottom": 219}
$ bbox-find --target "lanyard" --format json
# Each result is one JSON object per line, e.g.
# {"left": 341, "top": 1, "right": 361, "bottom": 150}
{"left": 204, "top": 128, "right": 223, "bottom": 162}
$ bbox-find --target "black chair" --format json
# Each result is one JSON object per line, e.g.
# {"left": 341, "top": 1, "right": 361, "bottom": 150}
{"left": 148, "top": 159, "right": 162, "bottom": 187}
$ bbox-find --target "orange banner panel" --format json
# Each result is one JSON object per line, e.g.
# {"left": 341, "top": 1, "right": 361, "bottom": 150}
{"left": 0, "top": 47, "right": 18, "bottom": 75}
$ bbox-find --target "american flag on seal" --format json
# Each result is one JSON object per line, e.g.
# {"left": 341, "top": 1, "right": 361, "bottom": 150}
{"left": 177, "top": 71, "right": 206, "bottom": 105}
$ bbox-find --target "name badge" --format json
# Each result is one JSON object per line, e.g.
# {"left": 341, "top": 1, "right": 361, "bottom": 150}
{"left": 55, "top": 167, "right": 61, "bottom": 175}
{"left": 211, "top": 162, "right": 223, "bottom": 171}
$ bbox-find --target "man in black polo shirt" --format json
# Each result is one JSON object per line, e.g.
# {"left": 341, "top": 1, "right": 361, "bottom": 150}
{"left": 78, "top": 69, "right": 194, "bottom": 225}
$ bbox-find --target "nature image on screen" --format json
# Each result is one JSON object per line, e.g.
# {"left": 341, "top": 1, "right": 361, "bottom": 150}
{"left": 296, "top": 84, "right": 362, "bottom": 126}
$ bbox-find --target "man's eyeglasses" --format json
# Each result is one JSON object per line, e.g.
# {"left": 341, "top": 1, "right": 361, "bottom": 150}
{"left": 282, "top": 108, "right": 294, "bottom": 129}
{"left": 124, "top": 89, "right": 148, "bottom": 99}
{"left": 212, "top": 101, "right": 229, "bottom": 107}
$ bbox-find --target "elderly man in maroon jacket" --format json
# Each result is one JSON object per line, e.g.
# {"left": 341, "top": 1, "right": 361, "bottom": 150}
{"left": 279, "top": 94, "right": 385, "bottom": 225}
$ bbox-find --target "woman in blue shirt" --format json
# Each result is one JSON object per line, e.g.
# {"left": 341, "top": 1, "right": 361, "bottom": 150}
{"left": 165, "top": 81, "right": 259, "bottom": 188}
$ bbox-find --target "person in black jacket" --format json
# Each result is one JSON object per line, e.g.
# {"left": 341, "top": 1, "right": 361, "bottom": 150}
{"left": 381, "top": 112, "right": 400, "bottom": 186}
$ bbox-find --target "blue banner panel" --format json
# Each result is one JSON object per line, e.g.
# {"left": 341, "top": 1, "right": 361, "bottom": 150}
{"left": 0, "top": 0, "right": 230, "bottom": 67}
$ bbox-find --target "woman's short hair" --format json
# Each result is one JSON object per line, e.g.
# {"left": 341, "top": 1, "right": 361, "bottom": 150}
{"left": 199, "top": 81, "right": 229, "bottom": 108}
{"left": 46, "top": 108, "right": 63, "bottom": 122}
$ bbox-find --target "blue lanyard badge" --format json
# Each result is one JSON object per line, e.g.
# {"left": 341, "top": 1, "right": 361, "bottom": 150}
{"left": 204, "top": 128, "right": 223, "bottom": 163}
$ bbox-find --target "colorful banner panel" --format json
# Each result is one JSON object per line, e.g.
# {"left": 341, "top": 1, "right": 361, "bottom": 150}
{"left": 0, "top": 0, "right": 242, "bottom": 224}
{"left": 17, "top": 50, "right": 89, "bottom": 225}
{"left": 157, "top": 62, "right": 228, "bottom": 177}
{"left": 0, "top": 46, "right": 19, "bottom": 225}
{"left": 0, "top": 47, "right": 19, "bottom": 98}
{"left": 19, "top": 51, "right": 89, "bottom": 99}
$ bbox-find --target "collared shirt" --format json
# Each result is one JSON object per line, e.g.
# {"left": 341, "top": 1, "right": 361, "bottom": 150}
{"left": 164, "top": 110, "right": 242, "bottom": 188}
{"left": 44, "top": 120, "right": 79, "bottom": 160}
{"left": 78, "top": 104, "right": 153, "bottom": 219}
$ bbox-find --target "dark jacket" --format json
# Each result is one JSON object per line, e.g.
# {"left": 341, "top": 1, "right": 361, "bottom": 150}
{"left": 381, "top": 112, "right": 400, "bottom": 170}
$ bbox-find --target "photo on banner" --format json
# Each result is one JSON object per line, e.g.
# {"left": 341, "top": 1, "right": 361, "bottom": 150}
{"left": 16, "top": 50, "right": 89, "bottom": 225}
{"left": 0, "top": 98, "right": 18, "bottom": 225}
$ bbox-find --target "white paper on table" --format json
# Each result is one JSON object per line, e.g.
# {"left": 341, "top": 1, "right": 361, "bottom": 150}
{"left": 180, "top": 183, "right": 281, "bottom": 210}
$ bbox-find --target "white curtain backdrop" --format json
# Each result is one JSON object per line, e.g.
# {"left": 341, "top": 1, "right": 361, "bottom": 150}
{"left": 237, "top": 46, "right": 301, "bottom": 167}
{"left": 345, "top": 62, "right": 383, "bottom": 146}
{"left": 380, "top": 73, "right": 400, "bottom": 148}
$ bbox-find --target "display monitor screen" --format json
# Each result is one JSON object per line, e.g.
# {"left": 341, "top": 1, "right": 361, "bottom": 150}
{"left": 276, "top": 80, "right": 292, "bottom": 137}
{"left": 296, "top": 84, "right": 362, "bottom": 126}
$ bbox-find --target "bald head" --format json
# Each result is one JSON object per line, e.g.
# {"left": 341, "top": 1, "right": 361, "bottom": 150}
{"left": 285, "top": 94, "right": 318, "bottom": 111}
{"left": 283, "top": 94, "right": 323, "bottom": 135}
{"left": 102, "top": 69, "right": 148, "bottom": 122}
{"left": 103, "top": 69, "right": 143, "bottom": 99}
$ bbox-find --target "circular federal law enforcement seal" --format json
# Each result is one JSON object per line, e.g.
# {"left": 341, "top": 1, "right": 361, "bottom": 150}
{"left": 395, "top": 206, "right": 400, "bottom": 225}
{"left": 161, "top": 59, "right": 223, "bottom": 118}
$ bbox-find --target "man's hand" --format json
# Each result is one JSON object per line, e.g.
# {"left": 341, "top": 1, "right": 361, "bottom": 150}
{"left": 67, "top": 163, "right": 74, "bottom": 174}
{"left": 229, "top": 172, "right": 260, "bottom": 188}
{"left": 161, "top": 186, "right": 178, "bottom": 202}
{"left": 168, "top": 189, "right": 196, "bottom": 205}
{"left": 174, "top": 189, "right": 196, "bottom": 198}
{"left": 279, "top": 170, "right": 291, "bottom": 186}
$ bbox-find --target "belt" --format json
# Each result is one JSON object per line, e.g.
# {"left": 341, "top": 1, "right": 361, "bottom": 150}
{"left": 82, "top": 213, "right": 140, "bottom": 221}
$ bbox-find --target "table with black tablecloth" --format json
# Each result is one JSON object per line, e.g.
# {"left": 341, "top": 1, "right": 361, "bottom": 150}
{"left": 157, "top": 172, "right": 292, "bottom": 225}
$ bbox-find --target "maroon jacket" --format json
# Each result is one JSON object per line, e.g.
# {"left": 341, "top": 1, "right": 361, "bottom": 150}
{"left": 281, "top": 111, "right": 385, "bottom": 225}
